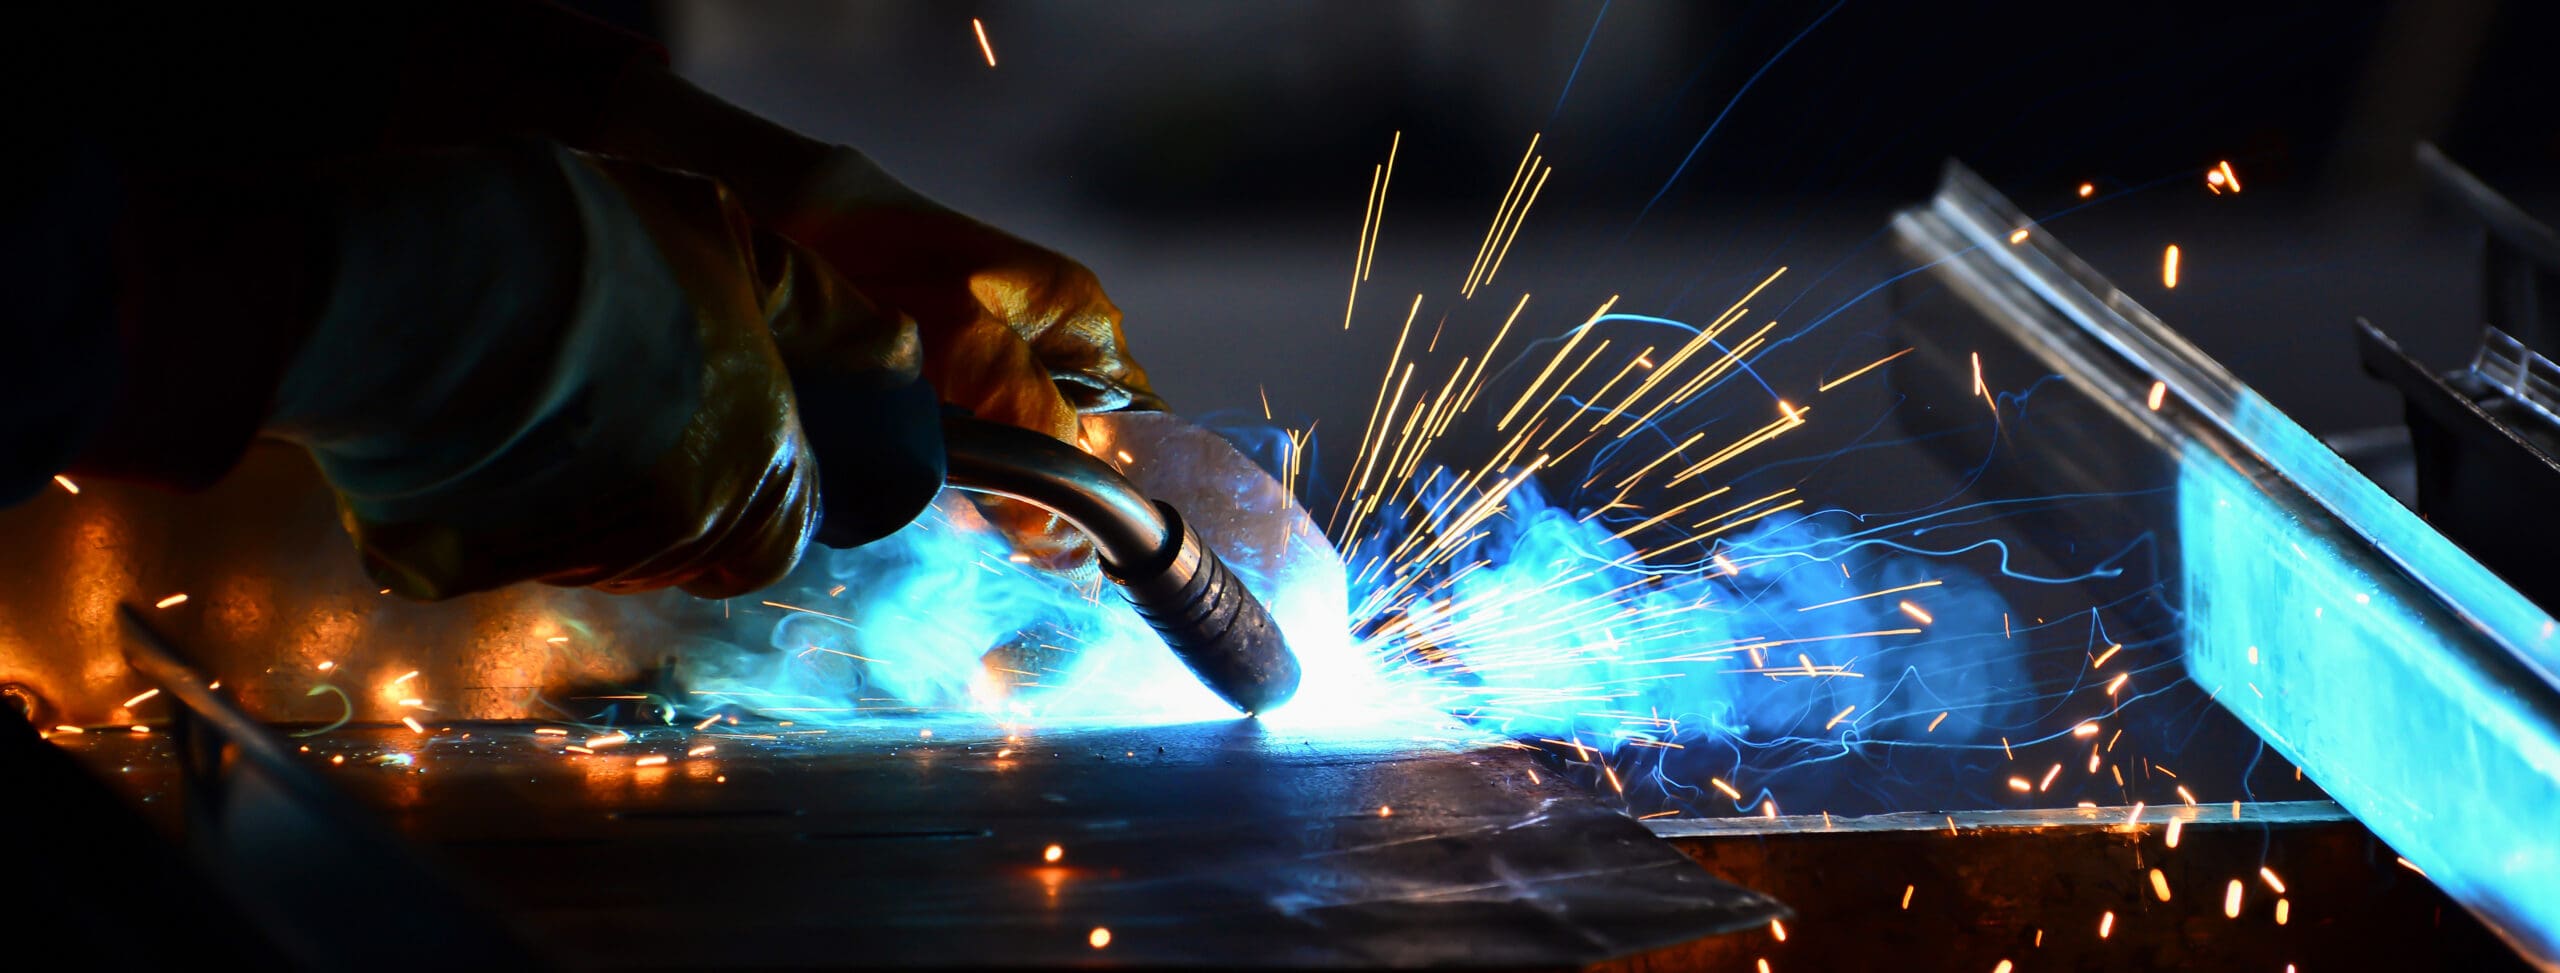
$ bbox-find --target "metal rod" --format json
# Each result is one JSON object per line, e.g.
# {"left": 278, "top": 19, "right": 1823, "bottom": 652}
{"left": 938, "top": 413, "right": 1173, "bottom": 572}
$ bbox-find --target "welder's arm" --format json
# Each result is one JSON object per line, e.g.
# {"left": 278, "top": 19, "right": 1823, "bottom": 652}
{"left": 67, "top": 141, "right": 940, "bottom": 600}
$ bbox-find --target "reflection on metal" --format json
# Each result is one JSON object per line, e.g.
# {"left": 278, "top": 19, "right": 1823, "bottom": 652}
{"left": 62, "top": 717, "right": 1785, "bottom": 968}
{"left": 0, "top": 445, "right": 673, "bottom": 728}
{"left": 1645, "top": 800, "right": 2352, "bottom": 838}
{"left": 1896, "top": 162, "right": 2560, "bottom": 970}
{"left": 116, "top": 607, "right": 543, "bottom": 966}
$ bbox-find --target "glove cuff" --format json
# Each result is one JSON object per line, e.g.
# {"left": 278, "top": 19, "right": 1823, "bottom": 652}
{"left": 801, "top": 372, "right": 948, "bottom": 549}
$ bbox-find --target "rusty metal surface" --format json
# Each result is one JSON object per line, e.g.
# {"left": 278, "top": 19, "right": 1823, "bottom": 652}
{"left": 61, "top": 717, "right": 1784, "bottom": 969}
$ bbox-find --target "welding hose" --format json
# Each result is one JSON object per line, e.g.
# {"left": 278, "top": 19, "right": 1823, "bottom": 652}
{"left": 807, "top": 410, "right": 1301, "bottom": 715}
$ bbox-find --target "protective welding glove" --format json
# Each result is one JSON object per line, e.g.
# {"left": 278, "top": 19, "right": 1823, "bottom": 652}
{"left": 266, "top": 140, "right": 940, "bottom": 600}
{"left": 757, "top": 147, "right": 1164, "bottom": 578}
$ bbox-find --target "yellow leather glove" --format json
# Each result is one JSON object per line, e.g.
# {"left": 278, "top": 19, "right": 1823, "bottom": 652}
{"left": 762, "top": 148, "right": 1162, "bottom": 576}
{"left": 266, "top": 141, "right": 936, "bottom": 600}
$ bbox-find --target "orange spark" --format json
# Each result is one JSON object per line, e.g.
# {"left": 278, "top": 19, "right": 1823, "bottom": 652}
{"left": 2163, "top": 244, "right": 2181, "bottom": 288}
{"left": 971, "top": 18, "right": 996, "bottom": 67}
{"left": 153, "top": 593, "right": 188, "bottom": 609}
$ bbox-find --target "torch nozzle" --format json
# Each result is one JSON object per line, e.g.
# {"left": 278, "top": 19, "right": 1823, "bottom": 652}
{"left": 937, "top": 415, "right": 1303, "bottom": 715}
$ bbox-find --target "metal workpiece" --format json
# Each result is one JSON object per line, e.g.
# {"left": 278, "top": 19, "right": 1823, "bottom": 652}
{"left": 1894, "top": 162, "right": 2560, "bottom": 968}
{"left": 940, "top": 413, "right": 1305, "bottom": 714}
{"left": 53, "top": 717, "right": 1785, "bottom": 969}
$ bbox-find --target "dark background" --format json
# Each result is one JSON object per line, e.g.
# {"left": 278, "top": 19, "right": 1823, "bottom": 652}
{"left": 579, "top": 0, "right": 2558, "bottom": 453}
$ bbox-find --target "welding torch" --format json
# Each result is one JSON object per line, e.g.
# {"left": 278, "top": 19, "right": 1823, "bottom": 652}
{"left": 799, "top": 392, "right": 1303, "bottom": 716}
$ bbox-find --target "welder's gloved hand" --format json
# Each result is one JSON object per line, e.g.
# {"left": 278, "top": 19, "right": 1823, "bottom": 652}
{"left": 266, "top": 141, "right": 940, "bottom": 601}
{"left": 762, "top": 147, "right": 1162, "bottom": 576}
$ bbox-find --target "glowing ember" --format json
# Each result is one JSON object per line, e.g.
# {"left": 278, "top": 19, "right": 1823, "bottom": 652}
{"left": 970, "top": 17, "right": 996, "bottom": 67}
